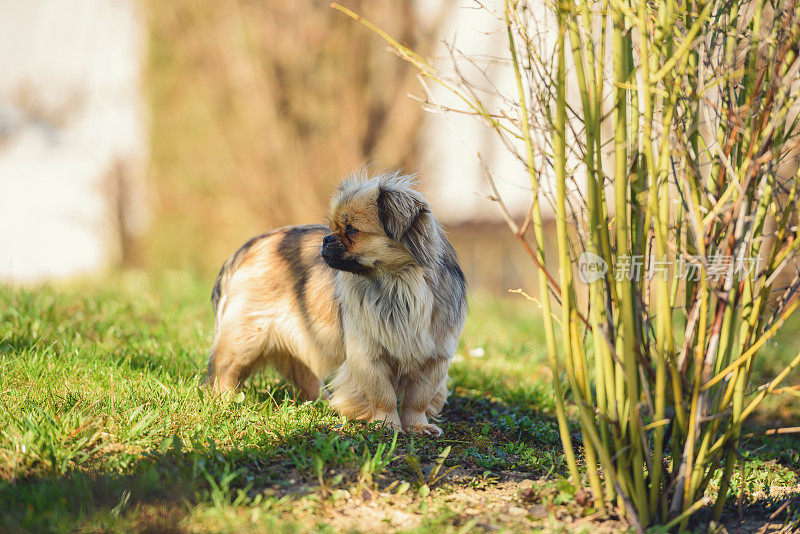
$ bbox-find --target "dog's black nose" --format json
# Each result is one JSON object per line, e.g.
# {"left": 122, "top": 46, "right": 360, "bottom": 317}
{"left": 322, "top": 234, "right": 336, "bottom": 247}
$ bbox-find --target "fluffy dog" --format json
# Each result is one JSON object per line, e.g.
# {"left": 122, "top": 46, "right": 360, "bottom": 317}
{"left": 207, "top": 171, "right": 466, "bottom": 436}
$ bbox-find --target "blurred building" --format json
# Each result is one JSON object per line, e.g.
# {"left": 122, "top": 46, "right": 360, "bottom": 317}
{"left": 419, "top": 1, "right": 560, "bottom": 293}
{"left": 0, "top": 0, "right": 552, "bottom": 293}
{"left": 0, "top": 0, "right": 147, "bottom": 282}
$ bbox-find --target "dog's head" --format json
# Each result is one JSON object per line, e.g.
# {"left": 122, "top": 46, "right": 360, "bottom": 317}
{"left": 321, "top": 171, "right": 441, "bottom": 276}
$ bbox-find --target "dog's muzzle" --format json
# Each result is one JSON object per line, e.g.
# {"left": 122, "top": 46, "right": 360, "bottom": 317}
{"left": 321, "top": 234, "right": 344, "bottom": 261}
{"left": 321, "top": 234, "right": 370, "bottom": 274}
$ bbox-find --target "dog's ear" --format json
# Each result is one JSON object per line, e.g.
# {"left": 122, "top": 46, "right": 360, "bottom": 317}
{"left": 377, "top": 186, "right": 438, "bottom": 266}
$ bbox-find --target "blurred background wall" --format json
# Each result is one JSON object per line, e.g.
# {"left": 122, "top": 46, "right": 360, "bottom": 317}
{"left": 0, "top": 0, "right": 147, "bottom": 282}
{"left": 0, "top": 0, "right": 545, "bottom": 293}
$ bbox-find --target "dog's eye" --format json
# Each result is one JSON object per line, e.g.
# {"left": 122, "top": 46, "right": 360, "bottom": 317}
{"left": 345, "top": 224, "right": 358, "bottom": 237}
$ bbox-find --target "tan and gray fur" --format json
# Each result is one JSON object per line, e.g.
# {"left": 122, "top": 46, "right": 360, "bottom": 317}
{"left": 207, "top": 171, "right": 466, "bottom": 436}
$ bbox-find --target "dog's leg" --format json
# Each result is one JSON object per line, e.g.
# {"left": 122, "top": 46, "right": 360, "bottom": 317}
{"left": 329, "top": 337, "right": 402, "bottom": 431}
{"left": 294, "top": 367, "right": 327, "bottom": 401}
{"left": 400, "top": 358, "right": 449, "bottom": 437}
{"left": 271, "top": 353, "right": 326, "bottom": 402}
{"left": 206, "top": 324, "right": 264, "bottom": 394}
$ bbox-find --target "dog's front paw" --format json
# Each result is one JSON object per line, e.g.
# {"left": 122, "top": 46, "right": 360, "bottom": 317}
{"left": 410, "top": 423, "right": 443, "bottom": 437}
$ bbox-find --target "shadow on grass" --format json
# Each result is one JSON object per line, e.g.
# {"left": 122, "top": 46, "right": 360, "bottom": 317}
{"left": 1, "top": 382, "right": 798, "bottom": 533}
{"left": 0, "top": 334, "right": 48, "bottom": 358}
{"left": 0, "top": 385, "right": 568, "bottom": 533}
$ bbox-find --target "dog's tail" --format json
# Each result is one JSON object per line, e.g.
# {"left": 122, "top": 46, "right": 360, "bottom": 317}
{"left": 207, "top": 253, "right": 246, "bottom": 389}
{"left": 211, "top": 233, "right": 270, "bottom": 325}
{"left": 207, "top": 261, "right": 233, "bottom": 388}
{"left": 208, "top": 233, "right": 274, "bottom": 389}
{"left": 210, "top": 261, "right": 231, "bottom": 327}
{"left": 210, "top": 264, "right": 236, "bottom": 331}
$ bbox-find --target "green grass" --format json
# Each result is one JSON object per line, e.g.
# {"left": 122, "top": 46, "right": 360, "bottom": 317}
{"left": 1, "top": 273, "right": 798, "bottom": 532}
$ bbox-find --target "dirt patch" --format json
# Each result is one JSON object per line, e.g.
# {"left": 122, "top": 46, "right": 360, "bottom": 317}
{"left": 308, "top": 477, "right": 627, "bottom": 533}
{"left": 267, "top": 469, "right": 800, "bottom": 533}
